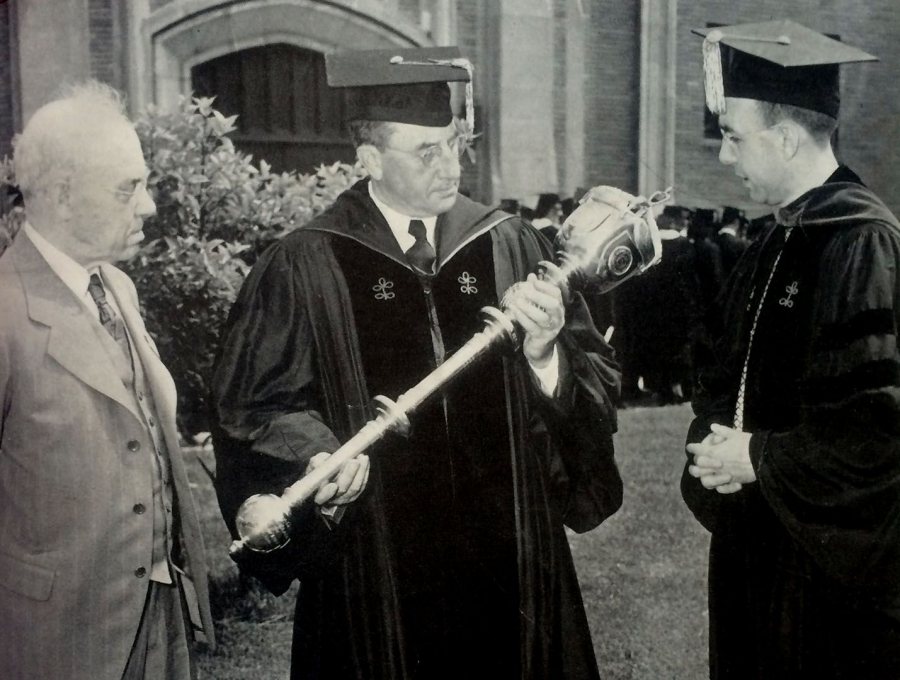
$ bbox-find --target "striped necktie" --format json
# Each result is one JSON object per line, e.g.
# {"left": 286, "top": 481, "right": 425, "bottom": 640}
{"left": 87, "top": 273, "right": 131, "bottom": 357}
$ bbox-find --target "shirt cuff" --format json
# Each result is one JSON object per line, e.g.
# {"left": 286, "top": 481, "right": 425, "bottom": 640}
{"left": 318, "top": 504, "right": 346, "bottom": 528}
{"left": 748, "top": 430, "right": 770, "bottom": 473}
{"left": 529, "top": 344, "right": 560, "bottom": 396}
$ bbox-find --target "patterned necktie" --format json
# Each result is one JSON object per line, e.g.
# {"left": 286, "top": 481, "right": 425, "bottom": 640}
{"left": 88, "top": 273, "right": 130, "bottom": 356}
{"left": 405, "top": 219, "right": 436, "bottom": 275}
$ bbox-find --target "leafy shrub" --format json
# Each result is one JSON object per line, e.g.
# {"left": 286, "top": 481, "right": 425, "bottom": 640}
{"left": 131, "top": 96, "right": 366, "bottom": 435}
{"left": 0, "top": 96, "right": 366, "bottom": 436}
{"left": 0, "top": 156, "right": 24, "bottom": 254}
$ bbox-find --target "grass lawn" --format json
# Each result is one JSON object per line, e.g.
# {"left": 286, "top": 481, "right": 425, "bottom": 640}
{"left": 191, "top": 403, "right": 709, "bottom": 679}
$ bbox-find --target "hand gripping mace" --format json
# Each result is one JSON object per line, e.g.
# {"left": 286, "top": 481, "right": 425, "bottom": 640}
{"left": 230, "top": 186, "right": 670, "bottom": 558}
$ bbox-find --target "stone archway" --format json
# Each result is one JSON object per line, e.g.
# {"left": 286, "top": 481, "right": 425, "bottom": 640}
{"left": 133, "top": 0, "right": 436, "bottom": 113}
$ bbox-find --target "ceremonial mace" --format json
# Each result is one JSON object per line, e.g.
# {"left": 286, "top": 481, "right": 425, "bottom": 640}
{"left": 230, "top": 185, "right": 671, "bottom": 558}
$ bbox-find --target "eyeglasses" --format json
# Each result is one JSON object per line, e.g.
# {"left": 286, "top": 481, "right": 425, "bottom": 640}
{"left": 382, "top": 136, "right": 464, "bottom": 169}
{"left": 110, "top": 177, "right": 149, "bottom": 205}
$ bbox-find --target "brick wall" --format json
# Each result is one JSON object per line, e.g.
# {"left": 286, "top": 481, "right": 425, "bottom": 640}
{"left": 456, "top": 0, "right": 491, "bottom": 203}
{"left": 675, "top": 1, "right": 900, "bottom": 216}
{"left": 397, "top": 0, "right": 422, "bottom": 28}
{"left": 583, "top": 0, "right": 641, "bottom": 192}
{"left": 552, "top": 0, "right": 568, "bottom": 193}
{"left": 89, "top": 0, "right": 118, "bottom": 86}
{"left": 0, "top": 4, "right": 14, "bottom": 157}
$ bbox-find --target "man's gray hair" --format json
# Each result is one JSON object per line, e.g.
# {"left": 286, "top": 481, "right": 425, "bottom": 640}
{"left": 347, "top": 120, "right": 395, "bottom": 150}
{"left": 14, "top": 81, "right": 131, "bottom": 198}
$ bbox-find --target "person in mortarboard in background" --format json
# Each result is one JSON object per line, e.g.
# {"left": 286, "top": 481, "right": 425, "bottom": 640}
{"left": 530, "top": 192, "right": 564, "bottom": 242}
{"left": 715, "top": 206, "right": 748, "bottom": 279}
{"left": 613, "top": 205, "right": 697, "bottom": 405}
{"left": 681, "top": 20, "right": 900, "bottom": 679}
{"left": 210, "top": 47, "right": 623, "bottom": 680}
{"left": 687, "top": 207, "right": 726, "bottom": 307}
{"left": 499, "top": 197, "right": 521, "bottom": 217}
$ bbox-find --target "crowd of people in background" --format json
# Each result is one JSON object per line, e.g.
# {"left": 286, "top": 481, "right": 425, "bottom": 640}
{"left": 501, "top": 191, "right": 777, "bottom": 407}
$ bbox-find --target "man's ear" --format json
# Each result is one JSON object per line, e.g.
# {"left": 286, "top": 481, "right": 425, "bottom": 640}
{"left": 50, "top": 177, "right": 73, "bottom": 219}
{"left": 777, "top": 121, "right": 802, "bottom": 160}
{"left": 356, "top": 145, "right": 383, "bottom": 181}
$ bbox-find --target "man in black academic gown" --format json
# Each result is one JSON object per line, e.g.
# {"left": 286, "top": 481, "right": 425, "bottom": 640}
{"left": 211, "top": 47, "right": 623, "bottom": 680}
{"left": 681, "top": 21, "right": 900, "bottom": 679}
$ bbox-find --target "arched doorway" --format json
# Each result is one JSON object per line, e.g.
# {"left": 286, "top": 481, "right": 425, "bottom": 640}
{"left": 191, "top": 44, "right": 355, "bottom": 173}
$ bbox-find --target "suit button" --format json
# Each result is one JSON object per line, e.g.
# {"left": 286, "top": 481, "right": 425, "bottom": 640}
{"left": 127, "top": 440, "right": 141, "bottom": 452}
{"left": 135, "top": 567, "right": 146, "bottom": 578}
{"left": 133, "top": 503, "right": 145, "bottom": 515}
{"left": 148, "top": 417, "right": 155, "bottom": 427}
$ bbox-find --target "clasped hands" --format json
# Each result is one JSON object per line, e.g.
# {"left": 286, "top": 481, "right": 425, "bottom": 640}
{"left": 686, "top": 423, "right": 755, "bottom": 495}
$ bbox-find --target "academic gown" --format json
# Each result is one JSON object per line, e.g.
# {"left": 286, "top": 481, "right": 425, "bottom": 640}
{"left": 211, "top": 179, "right": 623, "bottom": 680}
{"left": 681, "top": 167, "right": 900, "bottom": 679}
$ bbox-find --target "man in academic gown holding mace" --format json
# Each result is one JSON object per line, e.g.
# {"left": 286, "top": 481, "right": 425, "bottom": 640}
{"left": 681, "top": 20, "right": 900, "bottom": 679}
{"left": 211, "top": 47, "right": 623, "bottom": 679}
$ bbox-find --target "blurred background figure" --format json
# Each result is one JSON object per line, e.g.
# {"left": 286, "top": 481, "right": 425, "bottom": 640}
{"left": 686, "top": 208, "right": 725, "bottom": 313}
{"left": 746, "top": 213, "right": 775, "bottom": 242}
{"left": 530, "top": 191, "right": 564, "bottom": 241}
{"left": 499, "top": 198, "right": 521, "bottom": 217}
{"left": 613, "top": 205, "right": 698, "bottom": 405}
{"left": 715, "top": 206, "right": 748, "bottom": 279}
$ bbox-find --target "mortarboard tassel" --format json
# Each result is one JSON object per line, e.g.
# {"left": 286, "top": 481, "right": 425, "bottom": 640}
{"left": 702, "top": 31, "right": 726, "bottom": 116}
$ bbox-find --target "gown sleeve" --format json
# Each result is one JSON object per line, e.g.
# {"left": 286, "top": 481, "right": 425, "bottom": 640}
{"left": 496, "top": 218, "right": 624, "bottom": 532}
{"left": 680, "top": 233, "right": 767, "bottom": 533}
{"left": 753, "top": 223, "right": 900, "bottom": 602}
{"left": 210, "top": 239, "right": 347, "bottom": 592}
{"left": 545, "top": 290, "right": 624, "bottom": 532}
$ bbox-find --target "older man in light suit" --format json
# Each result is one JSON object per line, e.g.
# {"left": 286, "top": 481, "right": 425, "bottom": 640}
{"left": 0, "top": 83, "right": 214, "bottom": 679}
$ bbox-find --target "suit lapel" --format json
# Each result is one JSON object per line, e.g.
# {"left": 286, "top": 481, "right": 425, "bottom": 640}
{"left": 13, "top": 237, "right": 141, "bottom": 421}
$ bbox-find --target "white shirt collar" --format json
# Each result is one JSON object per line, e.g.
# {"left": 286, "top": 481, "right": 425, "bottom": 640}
{"left": 24, "top": 222, "right": 94, "bottom": 298}
{"left": 368, "top": 182, "right": 437, "bottom": 252}
{"left": 23, "top": 222, "right": 114, "bottom": 320}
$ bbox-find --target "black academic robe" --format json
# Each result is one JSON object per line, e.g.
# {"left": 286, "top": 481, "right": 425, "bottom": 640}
{"left": 618, "top": 233, "right": 698, "bottom": 401}
{"left": 681, "top": 167, "right": 900, "bottom": 679}
{"left": 714, "top": 229, "right": 748, "bottom": 280}
{"left": 212, "top": 179, "right": 623, "bottom": 680}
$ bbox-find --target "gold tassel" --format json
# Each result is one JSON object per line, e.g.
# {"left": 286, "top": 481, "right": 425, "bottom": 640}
{"left": 702, "top": 31, "right": 726, "bottom": 115}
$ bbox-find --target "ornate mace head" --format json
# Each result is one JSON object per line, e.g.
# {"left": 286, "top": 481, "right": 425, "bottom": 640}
{"left": 554, "top": 185, "right": 668, "bottom": 294}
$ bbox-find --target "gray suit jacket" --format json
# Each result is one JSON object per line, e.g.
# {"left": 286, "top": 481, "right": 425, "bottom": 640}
{"left": 0, "top": 234, "right": 214, "bottom": 679}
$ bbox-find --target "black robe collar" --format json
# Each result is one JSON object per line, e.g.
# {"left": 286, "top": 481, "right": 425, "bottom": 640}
{"left": 302, "top": 178, "right": 501, "bottom": 273}
{"left": 776, "top": 165, "right": 899, "bottom": 233}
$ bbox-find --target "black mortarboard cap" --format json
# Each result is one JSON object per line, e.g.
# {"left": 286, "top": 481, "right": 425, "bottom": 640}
{"left": 693, "top": 20, "right": 877, "bottom": 118}
{"left": 325, "top": 47, "right": 473, "bottom": 128}
{"left": 662, "top": 205, "right": 691, "bottom": 221}
{"left": 721, "top": 206, "right": 742, "bottom": 224}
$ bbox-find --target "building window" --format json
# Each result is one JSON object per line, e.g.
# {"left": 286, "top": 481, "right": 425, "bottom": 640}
{"left": 191, "top": 44, "right": 355, "bottom": 173}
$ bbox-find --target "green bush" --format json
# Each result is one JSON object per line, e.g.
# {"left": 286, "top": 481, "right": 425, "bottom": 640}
{"left": 0, "top": 96, "right": 366, "bottom": 436}
{"left": 131, "top": 96, "right": 366, "bottom": 435}
{"left": 0, "top": 156, "right": 24, "bottom": 254}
